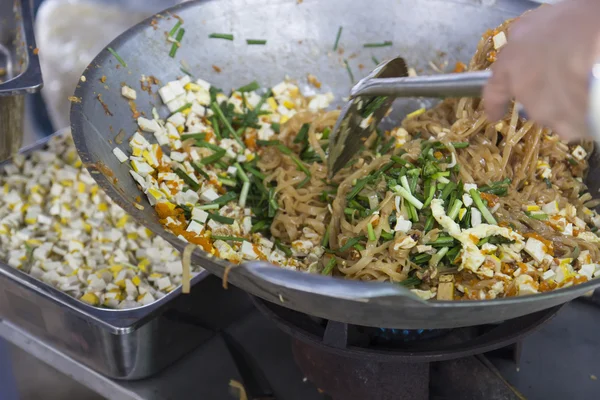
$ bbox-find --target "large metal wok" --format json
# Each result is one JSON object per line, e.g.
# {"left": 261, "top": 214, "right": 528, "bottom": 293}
{"left": 70, "top": 0, "right": 600, "bottom": 328}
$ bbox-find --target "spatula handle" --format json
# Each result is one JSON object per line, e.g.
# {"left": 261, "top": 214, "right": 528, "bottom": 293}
{"left": 351, "top": 70, "right": 492, "bottom": 98}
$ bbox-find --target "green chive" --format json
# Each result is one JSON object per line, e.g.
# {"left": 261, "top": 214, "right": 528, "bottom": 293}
{"left": 339, "top": 236, "right": 366, "bottom": 252}
{"left": 423, "top": 182, "right": 436, "bottom": 208}
{"left": 451, "top": 142, "right": 470, "bottom": 149}
{"left": 200, "top": 150, "right": 226, "bottom": 165}
{"left": 239, "top": 181, "right": 251, "bottom": 207}
{"left": 211, "top": 191, "right": 238, "bottom": 205}
{"left": 412, "top": 253, "right": 432, "bottom": 265}
{"left": 235, "top": 162, "right": 249, "bottom": 183}
{"left": 107, "top": 47, "right": 127, "bottom": 67}
{"left": 212, "top": 235, "right": 245, "bottom": 242}
{"left": 322, "top": 257, "right": 337, "bottom": 275}
{"left": 168, "top": 21, "right": 182, "bottom": 38}
{"left": 544, "top": 178, "right": 552, "bottom": 188}
{"left": 173, "top": 102, "right": 192, "bottom": 114}
{"left": 218, "top": 177, "right": 237, "bottom": 187}
{"left": 211, "top": 102, "right": 245, "bottom": 148}
{"left": 372, "top": 56, "right": 380, "bottom": 65}
{"left": 246, "top": 165, "right": 265, "bottom": 180}
{"left": 448, "top": 199, "right": 463, "bottom": 220}
{"left": 429, "top": 235, "right": 455, "bottom": 247}
{"left": 246, "top": 39, "right": 267, "bottom": 45}
{"left": 275, "top": 239, "right": 292, "bottom": 257}
{"left": 294, "top": 123, "right": 310, "bottom": 144}
{"left": 568, "top": 158, "right": 578, "bottom": 166}
{"left": 354, "top": 243, "right": 365, "bottom": 251}
{"left": 268, "top": 187, "right": 278, "bottom": 218}
{"left": 181, "top": 133, "right": 206, "bottom": 141}
{"left": 180, "top": 65, "right": 193, "bottom": 77}
{"left": 367, "top": 222, "right": 376, "bottom": 241}
{"left": 429, "top": 247, "right": 449, "bottom": 267}
{"left": 399, "top": 276, "right": 422, "bottom": 287}
{"left": 470, "top": 189, "right": 497, "bottom": 225}
{"left": 333, "top": 26, "right": 343, "bottom": 51}
{"left": 424, "top": 214, "right": 435, "bottom": 232}
{"left": 271, "top": 123, "right": 280, "bottom": 133}
{"left": 211, "top": 116, "right": 222, "bottom": 140}
{"left": 207, "top": 212, "right": 235, "bottom": 224}
{"left": 196, "top": 204, "right": 220, "bottom": 211}
{"left": 380, "top": 231, "right": 394, "bottom": 241}
{"left": 209, "top": 33, "right": 234, "bottom": 40}
{"left": 526, "top": 211, "right": 549, "bottom": 221}
{"left": 251, "top": 220, "right": 269, "bottom": 233}
{"left": 395, "top": 186, "right": 424, "bottom": 210}
{"left": 363, "top": 41, "right": 392, "bottom": 48}
{"left": 169, "top": 28, "right": 185, "bottom": 58}
{"left": 237, "top": 80, "right": 260, "bottom": 93}
{"left": 322, "top": 223, "right": 332, "bottom": 248}
{"left": 175, "top": 168, "right": 200, "bottom": 191}
{"left": 344, "top": 59, "right": 354, "bottom": 83}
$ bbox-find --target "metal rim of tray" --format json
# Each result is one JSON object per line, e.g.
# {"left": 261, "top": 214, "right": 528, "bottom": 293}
{"left": 68, "top": 0, "right": 600, "bottom": 329}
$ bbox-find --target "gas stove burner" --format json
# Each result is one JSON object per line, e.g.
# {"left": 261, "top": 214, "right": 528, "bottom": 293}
{"left": 251, "top": 298, "right": 563, "bottom": 400}
{"left": 372, "top": 327, "right": 445, "bottom": 343}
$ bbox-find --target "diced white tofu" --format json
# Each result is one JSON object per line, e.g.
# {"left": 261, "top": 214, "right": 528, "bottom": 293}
{"left": 121, "top": 85, "right": 137, "bottom": 100}
{"left": 394, "top": 218, "right": 412, "bottom": 233}
{"left": 562, "top": 223, "right": 573, "bottom": 236}
{"left": 542, "top": 200, "right": 559, "bottom": 215}
{"left": 200, "top": 187, "right": 219, "bottom": 202}
{"left": 471, "top": 207, "right": 482, "bottom": 227}
{"left": 227, "top": 166, "right": 237, "bottom": 176}
{"left": 492, "top": 31, "right": 507, "bottom": 50}
{"left": 308, "top": 93, "right": 334, "bottom": 111}
{"left": 189, "top": 208, "right": 208, "bottom": 224}
{"left": 113, "top": 147, "right": 128, "bottom": 163}
{"left": 272, "top": 82, "right": 288, "bottom": 96}
{"left": 179, "top": 75, "right": 191, "bottom": 86}
{"left": 167, "top": 96, "right": 188, "bottom": 113}
{"left": 156, "top": 276, "right": 172, "bottom": 290}
{"left": 579, "top": 264, "right": 597, "bottom": 280}
{"left": 462, "top": 193, "right": 473, "bottom": 207}
{"left": 515, "top": 274, "right": 538, "bottom": 296}
{"left": 241, "top": 241, "right": 259, "bottom": 260}
{"left": 195, "top": 78, "right": 211, "bottom": 91}
{"left": 170, "top": 152, "right": 186, "bottom": 162}
{"left": 186, "top": 220, "right": 204, "bottom": 235}
{"left": 167, "top": 112, "right": 186, "bottom": 127}
{"left": 542, "top": 269, "right": 556, "bottom": 281}
{"left": 291, "top": 240, "right": 314, "bottom": 257}
{"left": 137, "top": 117, "right": 161, "bottom": 133}
{"left": 524, "top": 237, "right": 546, "bottom": 263}
{"left": 572, "top": 145, "right": 587, "bottom": 161}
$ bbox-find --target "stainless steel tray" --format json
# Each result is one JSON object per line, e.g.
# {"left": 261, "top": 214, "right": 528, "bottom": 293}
{"left": 0, "top": 0, "right": 43, "bottom": 160}
{"left": 0, "top": 131, "right": 252, "bottom": 380}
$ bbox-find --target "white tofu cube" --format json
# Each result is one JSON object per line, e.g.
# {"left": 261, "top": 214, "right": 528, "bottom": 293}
{"left": 471, "top": 208, "right": 482, "bottom": 227}
{"left": 167, "top": 112, "right": 186, "bottom": 127}
{"left": 572, "top": 145, "right": 587, "bottom": 161}
{"left": 524, "top": 237, "right": 546, "bottom": 263}
{"left": 121, "top": 85, "right": 137, "bottom": 100}
{"left": 492, "top": 31, "right": 507, "bottom": 50}
{"left": 241, "top": 241, "right": 259, "bottom": 260}
{"left": 394, "top": 218, "right": 412, "bottom": 233}
{"left": 186, "top": 220, "right": 204, "bottom": 235}
{"left": 113, "top": 147, "right": 128, "bottom": 163}
{"left": 192, "top": 207, "right": 209, "bottom": 223}
{"left": 137, "top": 117, "right": 161, "bottom": 133}
{"left": 200, "top": 188, "right": 219, "bottom": 202}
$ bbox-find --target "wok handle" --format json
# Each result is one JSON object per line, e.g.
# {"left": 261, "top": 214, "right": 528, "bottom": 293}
{"left": 240, "top": 262, "right": 430, "bottom": 305}
{"left": 351, "top": 70, "right": 492, "bottom": 98}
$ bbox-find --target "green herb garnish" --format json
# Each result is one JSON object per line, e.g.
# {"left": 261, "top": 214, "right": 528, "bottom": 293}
{"left": 246, "top": 39, "right": 267, "bottom": 45}
{"left": 344, "top": 59, "right": 354, "bottom": 83}
{"left": 363, "top": 41, "right": 392, "bottom": 48}
{"left": 169, "top": 28, "right": 186, "bottom": 58}
{"left": 209, "top": 33, "right": 234, "bottom": 40}
{"left": 175, "top": 168, "right": 199, "bottom": 191}
{"left": 237, "top": 80, "right": 260, "bottom": 93}
{"left": 107, "top": 47, "right": 127, "bottom": 67}
{"left": 207, "top": 212, "right": 235, "bottom": 225}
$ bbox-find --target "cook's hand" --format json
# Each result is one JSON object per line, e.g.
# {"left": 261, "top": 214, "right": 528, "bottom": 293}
{"left": 483, "top": 0, "right": 600, "bottom": 141}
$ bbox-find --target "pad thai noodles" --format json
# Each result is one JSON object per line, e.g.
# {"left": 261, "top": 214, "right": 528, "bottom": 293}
{"left": 116, "top": 18, "right": 600, "bottom": 301}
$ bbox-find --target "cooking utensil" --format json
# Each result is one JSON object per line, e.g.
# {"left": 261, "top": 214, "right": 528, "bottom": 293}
{"left": 70, "top": 0, "right": 600, "bottom": 329}
{"left": 0, "top": 0, "right": 43, "bottom": 162}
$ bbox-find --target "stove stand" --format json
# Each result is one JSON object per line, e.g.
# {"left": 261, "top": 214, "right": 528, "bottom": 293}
{"left": 252, "top": 297, "right": 561, "bottom": 400}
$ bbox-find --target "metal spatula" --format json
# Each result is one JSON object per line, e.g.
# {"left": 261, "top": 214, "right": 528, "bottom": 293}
{"left": 327, "top": 57, "right": 491, "bottom": 177}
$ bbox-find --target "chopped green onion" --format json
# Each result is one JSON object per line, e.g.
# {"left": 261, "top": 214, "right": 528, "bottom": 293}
{"left": 429, "top": 247, "right": 449, "bottom": 267}
{"left": 399, "top": 276, "right": 422, "bottom": 287}
{"left": 246, "top": 39, "right": 267, "bottom": 45}
{"left": 544, "top": 178, "right": 552, "bottom": 188}
{"left": 451, "top": 142, "right": 470, "bottom": 149}
{"left": 526, "top": 211, "right": 548, "bottom": 221}
{"left": 246, "top": 165, "right": 265, "bottom": 180}
{"left": 207, "top": 212, "right": 235, "bottom": 225}
{"left": 372, "top": 56, "right": 380, "bottom": 65}
{"left": 271, "top": 122, "right": 280, "bottom": 133}
{"left": 344, "top": 59, "right": 354, "bottom": 83}
{"left": 363, "top": 41, "right": 392, "bottom": 48}
{"left": 212, "top": 235, "right": 246, "bottom": 242}
{"left": 346, "top": 177, "right": 370, "bottom": 201}
{"left": 175, "top": 168, "right": 200, "bottom": 191}
{"left": 354, "top": 243, "right": 365, "bottom": 251}
{"left": 395, "top": 186, "right": 424, "bottom": 210}
{"left": 218, "top": 177, "right": 237, "bottom": 187}
{"left": 448, "top": 199, "right": 463, "bottom": 220}
{"left": 168, "top": 21, "right": 182, "bottom": 38}
{"left": 441, "top": 182, "right": 456, "bottom": 201}
{"left": 196, "top": 203, "right": 220, "bottom": 211}
{"left": 470, "top": 189, "right": 497, "bottom": 225}
{"left": 322, "top": 257, "right": 337, "bottom": 275}
{"left": 237, "top": 80, "right": 260, "bottom": 93}
{"left": 180, "top": 65, "right": 193, "bottom": 77}
{"left": 412, "top": 253, "right": 432, "bottom": 265}
{"left": 181, "top": 133, "right": 206, "bottom": 141}
{"left": 239, "top": 181, "right": 251, "bottom": 207}
{"left": 275, "top": 239, "right": 292, "bottom": 256}
{"left": 210, "top": 191, "right": 237, "bottom": 206}
{"left": 367, "top": 222, "right": 376, "bottom": 241}
{"left": 361, "top": 96, "right": 388, "bottom": 118}
{"left": 339, "top": 236, "right": 366, "bottom": 252}
{"left": 567, "top": 158, "right": 578, "bottom": 166}
{"left": 424, "top": 214, "right": 435, "bottom": 232}
{"left": 199, "top": 150, "right": 226, "bottom": 165}
{"left": 333, "top": 26, "right": 343, "bottom": 51}
{"left": 234, "top": 162, "right": 249, "bottom": 183}
{"left": 322, "top": 223, "right": 332, "bottom": 248}
{"left": 294, "top": 123, "right": 310, "bottom": 144}
{"left": 209, "top": 33, "right": 234, "bottom": 40}
{"left": 400, "top": 175, "right": 411, "bottom": 193}
{"left": 107, "top": 47, "right": 127, "bottom": 68}
{"left": 211, "top": 102, "right": 245, "bottom": 148}
{"left": 172, "top": 102, "right": 192, "bottom": 114}
{"left": 169, "top": 28, "right": 186, "bottom": 58}
{"left": 251, "top": 220, "right": 269, "bottom": 233}
{"left": 344, "top": 208, "right": 357, "bottom": 215}
{"left": 429, "top": 235, "right": 455, "bottom": 247}
{"left": 380, "top": 231, "right": 394, "bottom": 241}
{"left": 268, "top": 187, "right": 278, "bottom": 218}
{"left": 423, "top": 181, "right": 436, "bottom": 208}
